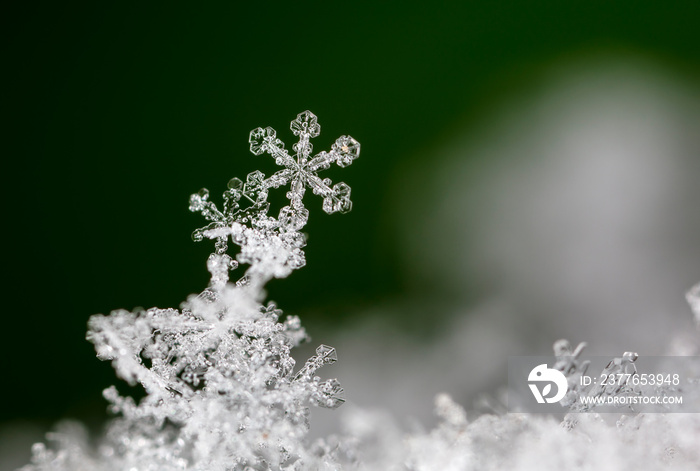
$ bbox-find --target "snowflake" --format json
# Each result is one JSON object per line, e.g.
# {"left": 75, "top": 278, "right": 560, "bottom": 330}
{"left": 188, "top": 111, "right": 360, "bottom": 288}
{"left": 247, "top": 110, "right": 361, "bottom": 230}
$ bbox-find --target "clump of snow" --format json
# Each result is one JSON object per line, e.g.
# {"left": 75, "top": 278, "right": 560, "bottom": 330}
{"left": 23, "top": 111, "right": 357, "bottom": 471}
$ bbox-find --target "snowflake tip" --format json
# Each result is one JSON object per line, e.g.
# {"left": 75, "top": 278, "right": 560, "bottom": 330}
{"left": 279, "top": 205, "right": 309, "bottom": 232}
{"left": 228, "top": 177, "right": 243, "bottom": 190}
{"left": 332, "top": 135, "right": 361, "bottom": 168}
{"left": 315, "top": 344, "right": 338, "bottom": 364}
{"left": 290, "top": 110, "right": 321, "bottom": 138}
{"left": 316, "top": 378, "right": 345, "bottom": 409}
{"left": 321, "top": 182, "right": 352, "bottom": 214}
{"left": 249, "top": 126, "right": 283, "bottom": 156}
{"left": 191, "top": 229, "right": 204, "bottom": 242}
{"left": 189, "top": 188, "right": 210, "bottom": 212}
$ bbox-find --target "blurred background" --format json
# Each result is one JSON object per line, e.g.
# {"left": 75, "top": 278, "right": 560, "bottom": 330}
{"left": 3, "top": 1, "right": 700, "bottom": 467}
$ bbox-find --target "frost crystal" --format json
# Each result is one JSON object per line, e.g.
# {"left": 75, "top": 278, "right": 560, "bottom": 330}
{"left": 23, "top": 112, "right": 357, "bottom": 471}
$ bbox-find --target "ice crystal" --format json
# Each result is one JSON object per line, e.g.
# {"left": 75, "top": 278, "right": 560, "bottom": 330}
{"left": 189, "top": 111, "right": 359, "bottom": 290}
{"left": 547, "top": 338, "right": 698, "bottom": 435}
{"left": 549, "top": 339, "right": 644, "bottom": 416}
{"left": 247, "top": 111, "right": 359, "bottom": 218}
{"left": 23, "top": 111, "right": 356, "bottom": 471}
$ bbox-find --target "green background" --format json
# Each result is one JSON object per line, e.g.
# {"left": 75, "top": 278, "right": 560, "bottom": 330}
{"left": 3, "top": 1, "right": 699, "bottom": 425}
